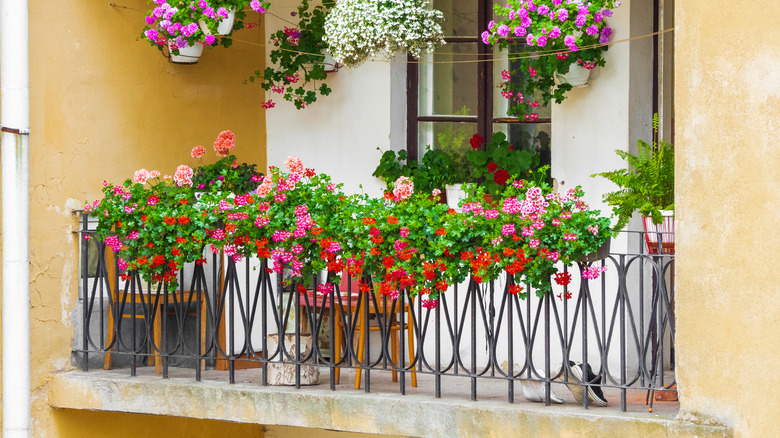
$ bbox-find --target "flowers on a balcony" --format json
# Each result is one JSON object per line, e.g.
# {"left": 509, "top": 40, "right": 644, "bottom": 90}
{"left": 88, "top": 130, "right": 611, "bottom": 305}
{"left": 466, "top": 132, "right": 539, "bottom": 196}
{"left": 483, "top": 0, "right": 620, "bottom": 118}
{"left": 323, "top": 0, "right": 446, "bottom": 68}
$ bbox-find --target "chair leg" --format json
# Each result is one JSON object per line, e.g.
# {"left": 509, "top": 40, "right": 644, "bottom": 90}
{"left": 200, "top": 293, "right": 207, "bottom": 371}
{"left": 154, "top": 304, "right": 162, "bottom": 375}
{"left": 407, "top": 306, "right": 417, "bottom": 387}
{"left": 334, "top": 311, "right": 342, "bottom": 384}
{"left": 391, "top": 322, "right": 399, "bottom": 382}
{"left": 354, "top": 307, "right": 366, "bottom": 389}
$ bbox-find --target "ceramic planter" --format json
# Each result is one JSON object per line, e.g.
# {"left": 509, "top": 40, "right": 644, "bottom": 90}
{"left": 168, "top": 41, "right": 203, "bottom": 64}
{"left": 557, "top": 62, "right": 591, "bottom": 88}
{"left": 198, "top": 8, "right": 236, "bottom": 36}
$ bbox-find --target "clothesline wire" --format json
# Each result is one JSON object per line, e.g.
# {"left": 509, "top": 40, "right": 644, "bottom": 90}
{"left": 109, "top": 3, "right": 675, "bottom": 65}
{"left": 232, "top": 26, "right": 676, "bottom": 65}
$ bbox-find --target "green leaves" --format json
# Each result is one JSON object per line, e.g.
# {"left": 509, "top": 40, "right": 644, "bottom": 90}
{"left": 592, "top": 115, "right": 675, "bottom": 231}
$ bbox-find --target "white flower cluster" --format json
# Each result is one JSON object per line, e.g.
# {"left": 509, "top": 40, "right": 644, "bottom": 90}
{"left": 323, "top": 0, "right": 445, "bottom": 68}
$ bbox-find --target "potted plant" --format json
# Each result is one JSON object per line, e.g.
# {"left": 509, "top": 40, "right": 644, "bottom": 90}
{"left": 466, "top": 132, "right": 540, "bottom": 199}
{"left": 482, "top": 0, "right": 620, "bottom": 119}
{"left": 592, "top": 115, "right": 674, "bottom": 250}
{"left": 251, "top": 0, "right": 337, "bottom": 110}
{"left": 372, "top": 147, "right": 454, "bottom": 200}
{"left": 323, "top": 0, "right": 446, "bottom": 68}
{"left": 142, "top": 0, "right": 267, "bottom": 64}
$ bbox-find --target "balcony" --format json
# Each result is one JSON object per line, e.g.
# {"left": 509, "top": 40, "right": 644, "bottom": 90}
{"left": 51, "top": 216, "right": 730, "bottom": 436}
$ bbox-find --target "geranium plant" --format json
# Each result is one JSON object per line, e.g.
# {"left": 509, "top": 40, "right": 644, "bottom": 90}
{"left": 87, "top": 131, "right": 611, "bottom": 307}
{"left": 483, "top": 0, "right": 619, "bottom": 119}
{"left": 323, "top": 0, "right": 446, "bottom": 68}
{"left": 467, "top": 132, "right": 539, "bottom": 196}
{"left": 190, "top": 131, "right": 263, "bottom": 193}
{"left": 372, "top": 147, "right": 456, "bottom": 196}
{"left": 251, "top": 0, "right": 336, "bottom": 109}
{"left": 142, "top": 0, "right": 268, "bottom": 57}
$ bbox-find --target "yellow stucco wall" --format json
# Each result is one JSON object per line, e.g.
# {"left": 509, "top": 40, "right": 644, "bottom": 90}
{"left": 675, "top": 1, "right": 780, "bottom": 436}
{"left": 2, "top": 0, "right": 267, "bottom": 435}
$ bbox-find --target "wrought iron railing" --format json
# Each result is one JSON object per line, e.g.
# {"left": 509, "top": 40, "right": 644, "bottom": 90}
{"left": 75, "top": 214, "right": 676, "bottom": 412}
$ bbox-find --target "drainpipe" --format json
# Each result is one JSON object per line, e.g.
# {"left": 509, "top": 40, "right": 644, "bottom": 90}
{"left": 1, "top": 0, "right": 32, "bottom": 436}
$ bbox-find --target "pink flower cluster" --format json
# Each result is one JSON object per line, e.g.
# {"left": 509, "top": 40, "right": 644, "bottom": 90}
{"left": 285, "top": 156, "right": 304, "bottom": 174}
{"left": 582, "top": 265, "right": 608, "bottom": 280}
{"left": 173, "top": 165, "right": 193, "bottom": 187}
{"left": 213, "top": 130, "right": 235, "bottom": 157}
{"left": 191, "top": 145, "right": 206, "bottom": 158}
{"left": 392, "top": 176, "right": 414, "bottom": 201}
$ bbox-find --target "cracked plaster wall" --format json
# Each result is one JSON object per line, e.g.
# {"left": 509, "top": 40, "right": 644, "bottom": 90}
{"left": 2, "top": 0, "right": 267, "bottom": 435}
{"left": 675, "top": 1, "right": 780, "bottom": 437}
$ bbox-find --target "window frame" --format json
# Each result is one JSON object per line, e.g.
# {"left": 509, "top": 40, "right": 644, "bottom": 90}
{"left": 406, "top": 0, "right": 552, "bottom": 161}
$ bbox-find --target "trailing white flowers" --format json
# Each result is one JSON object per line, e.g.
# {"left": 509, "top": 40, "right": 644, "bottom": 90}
{"left": 323, "top": 0, "right": 446, "bottom": 68}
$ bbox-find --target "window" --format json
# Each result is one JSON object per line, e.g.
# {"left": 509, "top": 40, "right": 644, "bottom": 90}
{"left": 407, "top": 0, "right": 551, "bottom": 171}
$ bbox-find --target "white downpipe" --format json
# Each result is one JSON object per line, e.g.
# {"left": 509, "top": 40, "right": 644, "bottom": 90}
{"left": 1, "top": 0, "right": 32, "bottom": 436}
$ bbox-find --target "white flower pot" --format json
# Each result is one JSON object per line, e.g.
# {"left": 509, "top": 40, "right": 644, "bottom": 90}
{"left": 557, "top": 62, "right": 591, "bottom": 88}
{"left": 304, "top": 50, "right": 341, "bottom": 73}
{"left": 199, "top": 8, "right": 236, "bottom": 36}
{"left": 445, "top": 183, "right": 464, "bottom": 211}
{"left": 168, "top": 41, "right": 203, "bottom": 64}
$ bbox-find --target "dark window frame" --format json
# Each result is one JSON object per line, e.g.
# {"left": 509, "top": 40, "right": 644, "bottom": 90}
{"left": 406, "top": 0, "right": 551, "bottom": 161}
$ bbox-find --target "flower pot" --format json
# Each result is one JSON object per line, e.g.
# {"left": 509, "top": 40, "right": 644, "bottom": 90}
{"left": 642, "top": 210, "right": 675, "bottom": 254}
{"left": 578, "top": 239, "right": 611, "bottom": 263}
{"left": 199, "top": 8, "right": 236, "bottom": 36}
{"left": 445, "top": 184, "right": 464, "bottom": 210}
{"left": 168, "top": 41, "right": 203, "bottom": 64}
{"left": 266, "top": 333, "right": 320, "bottom": 385}
{"left": 557, "top": 62, "right": 591, "bottom": 88}
{"left": 303, "top": 50, "right": 341, "bottom": 73}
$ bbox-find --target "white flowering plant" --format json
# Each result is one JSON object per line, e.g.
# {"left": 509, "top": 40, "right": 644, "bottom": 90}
{"left": 483, "top": 0, "right": 619, "bottom": 119}
{"left": 323, "top": 0, "right": 446, "bottom": 68}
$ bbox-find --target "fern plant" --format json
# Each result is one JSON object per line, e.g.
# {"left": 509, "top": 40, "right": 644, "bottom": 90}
{"left": 592, "top": 115, "right": 674, "bottom": 232}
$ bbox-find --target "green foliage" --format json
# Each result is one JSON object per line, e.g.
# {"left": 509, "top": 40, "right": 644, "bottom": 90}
{"left": 250, "top": 0, "right": 334, "bottom": 109}
{"left": 192, "top": 155, "right": 263, "bottom": 194}
{"left": 592, "top": 115, "right": 675, "bottom": 231}
{"left": 466, "top": 132, "right": 538, "bottom": 196}
{"left": 372, "top": 147, "right": 455, "bottom": 194}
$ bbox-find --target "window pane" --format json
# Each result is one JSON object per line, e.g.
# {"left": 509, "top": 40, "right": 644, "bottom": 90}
{"left": 419, "top": 121, "right": 478, "bottom": 180}
{"left": 434, "top": 0, "right": 478, "bottom": 37}
{"left": 492, "top": 44, "right": 553, "bottom": 119}
{"left": 418, "top": 44, "right": 479, "bottom": 116}
{"left": 493, "top": 122, "right": 552, "bottom": 169}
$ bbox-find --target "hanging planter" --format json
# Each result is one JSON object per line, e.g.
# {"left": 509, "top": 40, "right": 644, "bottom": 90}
{"left": 557, "top": 62, "right": 591, "bottom": 88}
{"left": 199, "top": 8, "right": 236, "bottom": 36}
{"left": 168, "top": 41, "right": 204, "bottom": 64}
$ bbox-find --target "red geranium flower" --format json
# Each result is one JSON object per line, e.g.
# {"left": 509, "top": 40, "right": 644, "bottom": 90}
{"left": 469, "top": 133, "right": 484, "bottom": 149}
{"left": 494, "top": 169, "right": 510, "bottom": 185}
{"left": 487, "top": 162, "right": 498, "bottom": 173}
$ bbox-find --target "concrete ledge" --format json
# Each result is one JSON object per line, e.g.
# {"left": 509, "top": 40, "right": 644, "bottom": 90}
{"left": 49, "top": 369, "right": 731, "bottom": 437}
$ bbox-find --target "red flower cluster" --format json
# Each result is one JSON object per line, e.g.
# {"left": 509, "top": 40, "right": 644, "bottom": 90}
{"left": 470, "top": 133, "right": 484, "bottom": 149}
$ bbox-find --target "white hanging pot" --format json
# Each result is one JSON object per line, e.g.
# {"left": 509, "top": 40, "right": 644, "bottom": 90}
{"left": 168, "top": 40, "right": 203, "bottom": 64}
{"left": 198, "top": 8, "right": 236, "bottom": 36}
{"left": 304, "top": 49, "right": 341, "bottom": 73}
{"left": 557, "top": 62, "right": 591, "bottom": 88}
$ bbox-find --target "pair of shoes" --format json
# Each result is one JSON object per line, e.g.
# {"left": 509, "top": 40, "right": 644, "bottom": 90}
{"left": 521, "top": 380, "right": 564, "bottom": 404}
{"left": 562, "top": 361, "right": 608, "bottom": 407}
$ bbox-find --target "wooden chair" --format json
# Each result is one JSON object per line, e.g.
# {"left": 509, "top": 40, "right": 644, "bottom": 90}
{"left": 103, "top": 249, "right": 207, "bottom": 374}
{"left": 332, "top": 276, "right": 417, "bottom": 389}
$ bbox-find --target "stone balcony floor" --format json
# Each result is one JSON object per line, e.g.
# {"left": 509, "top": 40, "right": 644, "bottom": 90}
{"left": 49, "top": 365, "right": 730, "bottom": 437}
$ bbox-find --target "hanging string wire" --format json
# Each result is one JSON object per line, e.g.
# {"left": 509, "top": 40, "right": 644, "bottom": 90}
{"left": 110, "top": 2, "right": 675, "bottom": 65}
{"left": 230, "top": 27, "right": 677, "bottom": 64}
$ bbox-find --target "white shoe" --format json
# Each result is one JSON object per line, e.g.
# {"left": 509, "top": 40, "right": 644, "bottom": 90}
{"left": 521, "top": 380, "right": 564, "bottom": 404}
